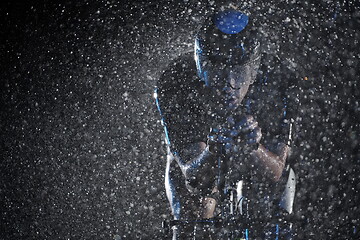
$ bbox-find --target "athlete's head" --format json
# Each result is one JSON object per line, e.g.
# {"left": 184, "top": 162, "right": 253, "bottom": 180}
{"left": 195, "top": 3, "right": 261, "bottom": 110}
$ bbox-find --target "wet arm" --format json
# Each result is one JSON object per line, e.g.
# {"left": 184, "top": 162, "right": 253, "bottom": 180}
{"left": 176, "top": 142, "right": 218, "bottom": 192}
{"left": 250, "top": 143, "right": 290, "bottom": 182}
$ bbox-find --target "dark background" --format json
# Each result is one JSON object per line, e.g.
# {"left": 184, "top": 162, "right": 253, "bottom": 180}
{"left": 1, "top": 0, "right": 359, "bottom": 239}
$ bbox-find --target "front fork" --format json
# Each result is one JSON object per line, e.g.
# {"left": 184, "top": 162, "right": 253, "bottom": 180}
{"left": 219, "top": 180, "right": 250, "bottom": 240}
{"left": 221, "top": 172, "right": 296, "bottom": 240}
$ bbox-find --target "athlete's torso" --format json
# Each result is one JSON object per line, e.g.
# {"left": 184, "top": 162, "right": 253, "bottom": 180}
{"left": 156, "top": 51, "right": 296, "bottom": 208}
{"left": 156, "top": 52, "right": 290, "bottom": 155}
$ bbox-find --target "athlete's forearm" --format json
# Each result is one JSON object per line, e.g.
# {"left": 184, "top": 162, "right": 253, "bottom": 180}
{"left": 182, "top": 146, "right": 215, "bottom": 177}
{"left": 176, "top": 144, "right": 218, "bottom": 193}
{"left": 250, "top": 144, "right": 289, "bottom": 182}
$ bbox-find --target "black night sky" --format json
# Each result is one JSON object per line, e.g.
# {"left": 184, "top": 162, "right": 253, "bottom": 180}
{"left": 1, "top": 1, "right": 359, "bottom": 239}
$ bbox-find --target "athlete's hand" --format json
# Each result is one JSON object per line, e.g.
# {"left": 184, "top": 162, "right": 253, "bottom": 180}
{"left": 207, "top": 115, "right": 262, "bottom": 155}
{"left": 207, "top": 125, "right": 235, "bottom": 154}
{"left": 234, "top": 115, "right": 262, "bottom": 151}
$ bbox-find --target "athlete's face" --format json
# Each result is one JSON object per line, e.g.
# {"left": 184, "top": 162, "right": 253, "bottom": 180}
{"left": 207, "top": 62, "right": 257, "bottom": 111}
{"left": 200, "top": 41, "right": 261, "bottom": 111}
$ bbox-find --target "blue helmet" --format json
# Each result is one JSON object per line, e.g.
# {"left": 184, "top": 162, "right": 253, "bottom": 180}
{"left": 194, "top": 7, "right": 261, "bottom": 89}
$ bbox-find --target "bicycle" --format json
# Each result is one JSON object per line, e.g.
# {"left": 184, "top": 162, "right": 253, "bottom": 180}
{"left": 162, "top": 182, "right": 251, "bottom": 239}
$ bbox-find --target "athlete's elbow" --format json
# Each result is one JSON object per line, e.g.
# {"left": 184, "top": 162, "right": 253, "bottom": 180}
{"left": 269, "top": 161, "right": 286, "bottom": 182}
{"left": 271, "top": 170, "right": 283, "bottom": 182}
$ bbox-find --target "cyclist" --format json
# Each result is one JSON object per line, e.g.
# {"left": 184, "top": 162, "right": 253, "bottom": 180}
{"left": 155, "top": 3, "right": 297, "bottom": 239}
